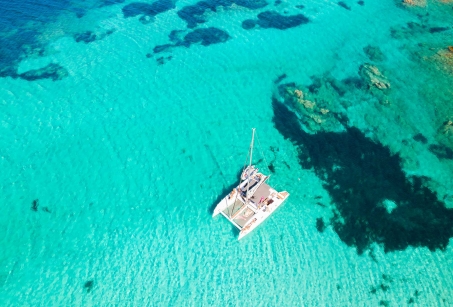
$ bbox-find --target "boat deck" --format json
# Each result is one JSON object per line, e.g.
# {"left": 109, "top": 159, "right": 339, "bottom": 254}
{"left": 221, "top": 182, "right": 273, "bottom": 228}
{"left": 249, "top": 182, "right": 273, "bottom": 207}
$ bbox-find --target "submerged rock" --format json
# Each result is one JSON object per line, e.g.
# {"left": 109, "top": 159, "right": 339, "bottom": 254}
{"left": 442, "top": 119, "right": 453, "bottom": 135}
{"left": 153, "top": 27, "right": 230, "bottom": 54}
{"left": 359, "top": 64, "right": 390, "bottom": 90}
{"left": 242, "top": 11, "right": 309, "bottom": 30}
{"left": 402, "top": 0, "right": 426, "bottom": 7}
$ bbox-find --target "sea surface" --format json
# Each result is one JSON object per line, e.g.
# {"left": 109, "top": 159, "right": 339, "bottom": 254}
{"left": 1, "top": 0, "right": 453, "bottom": 306}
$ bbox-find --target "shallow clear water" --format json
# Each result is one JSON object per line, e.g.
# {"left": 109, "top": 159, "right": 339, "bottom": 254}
{"left": 1, "top": 0, "right": 453, "bottom": 305}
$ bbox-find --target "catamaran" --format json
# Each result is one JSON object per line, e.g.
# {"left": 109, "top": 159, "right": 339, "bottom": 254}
{"left": 212, "top": 128, "right": 290, "bottom": 240}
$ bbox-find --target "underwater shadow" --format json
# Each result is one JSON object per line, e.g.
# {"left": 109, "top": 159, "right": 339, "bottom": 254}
{"left": 272, "top": 98, "right": 453, "bottom": 254}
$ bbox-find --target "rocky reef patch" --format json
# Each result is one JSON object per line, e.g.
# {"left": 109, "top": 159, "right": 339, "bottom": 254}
{"left": 73, "top": 29, "right": 115, "bottom": 44}
{"left": 123, "top": 0, "right": 176, "bottom": 24}
{"left": 153, "top": 27, "right": 230, "bottom": 54}
{"left": 242, "top": 11, "right": 309, "bottom": 30}
{"left": 19, "top": 63, "right": 69, "bottom": 81}
{"left": 177, "top": 0, "right": 268, "bottom": 29}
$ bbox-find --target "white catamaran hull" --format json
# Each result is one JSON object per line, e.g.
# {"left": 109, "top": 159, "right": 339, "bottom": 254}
{"left": 212, "top": 166, "right": 289, "bottom": 239}
{"left": 237, "top": 191, "right": 289, "bottom": 240}
{"left": 211, "top": 129, "right": 290, "bottom": 240}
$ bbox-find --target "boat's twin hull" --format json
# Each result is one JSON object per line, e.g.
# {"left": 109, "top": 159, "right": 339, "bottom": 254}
{"left": 237, "top": 192, "right": 289, "bottom": 240}
{"left": 212, "top": 181, "right": 290, "bottom": 240}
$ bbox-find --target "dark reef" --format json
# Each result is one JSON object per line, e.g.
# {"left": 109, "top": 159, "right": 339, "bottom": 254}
{"left": 429, "top": 144, "right": 453, "bottom": 160}
{"left": 271, "top": 96, "right": 453, "bottom": 254}
{"left": 0, "top": 0, "right": 113, "bottom": 80}
{"left": 122, "top": 0, "right": 175, "bottom": 21}
{"left": 242, "top": 11, "right": 309, "bottom": 30}
{"left": 19, "top": 63, "right": 69, "bottom": 81}
{"left": 429, "top": 27, "right": 450, "bottom": 34}
{"left": 84, "top": 280, "right": 94, "bottom": 293}
{"left": 337, "top": 1, "right": 351, "bottom": 10}
{"left": 74, "top": 31, "right": 97, "bottom": 43}
{"left": 413, "top": 133, "right": 428, "bottom": 144}
{"left": 316, "top": 218, "right": 326, "bottom": 232}
{"left": 177, "top": 0, "right": 268, "bottom": 28}
{"left": 156, "top": 55, "right": 173, "bottom": 65}
{"left": 31, "top": 199, "right": 39, "bottom": 211}
{"left": 153, "top": 27, "right": 230, "bottom": 53}
{"left": 73, "top": 29, "right": 115, "bottom": 44}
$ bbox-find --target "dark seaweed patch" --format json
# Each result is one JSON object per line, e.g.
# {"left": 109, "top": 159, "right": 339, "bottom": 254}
{"left": 31, "top": 199, "right": 39, "bottom": 211}
{"left": 271, "top": 98, "right": 453, "bottom": 254}
{"left": 74, "top": 30, "right": 115, "bottom": 44}
{"left": 380, "top": 283, "right": 390, "bottom": 292}
{"left": 316, "top": 218, "right": 326, "bottom": 232}
{"left": 154, "top": 27, "right": 230, "bottom": 54}
{"left": 413, "top": 133, "right": 428, "bottom": 144}
{"left": 122, "top": 0, "right": 175, "bottom": 19}
{"left": 379, "top": 300, "right": 389, "bottom": 307}
{"left": 357, "top": 0, "right": 364, "bottom": 5}
{"left": 184, "top": 27, "right": 230, "bottom": 46}
{"left": 337, "top": 1, "right": 351, "bottom": 10}
{"left": 429, "top": 144, "right": 453, "bottom": 160}
{"left": 243, "top": 11, "right": 309, "bottom": 30}
{"left": 177, "top": 0, "right": 268, "bottom": 28}
{"left": 153, "top": 43, "right": 174, "bottom": 53}
{"left": 429, "top": 27, "right": 450, "bottom": 33}
{"left": 242, "top": 19, "right": 257, "bottom": 29}
{"left": 363, "top": 45, "right": 386, "bottom": 62}
{"left": 19, "top": 63, "right": 68, "bottom": 81}
{"left": 0, "top": 0, "right": 72, "bottom": 79}
{"left": 295, "top": 4, "right": 305, "bottom": 9}
{"left": 84, "top": 280, "right": 94, "bottom": 293}
{"left": 156, "top": 56, "right": 173, "bottom": 65}
{"left": 74, "top": 31, "right": 96, "bottom": 43}
{"left": 169, "top": 30, "right": 185, "bottom": 43}
{"left": 274, "top": 0, "right": 282, "bottom": 5}
{"left": 42, "top": 207, "right": 51, "bottom": 213}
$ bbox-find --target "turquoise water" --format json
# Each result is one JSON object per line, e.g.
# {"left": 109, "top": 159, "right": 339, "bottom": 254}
{"left": 1, "top": 0, "right": 453, "bottom": 305}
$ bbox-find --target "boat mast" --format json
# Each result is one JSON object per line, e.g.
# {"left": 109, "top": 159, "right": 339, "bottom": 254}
{"left": 249, "top": 128, "right": 256, "bottom": 166}
{"left": 244, "top": 128, "right": 256, "bottom": 204}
